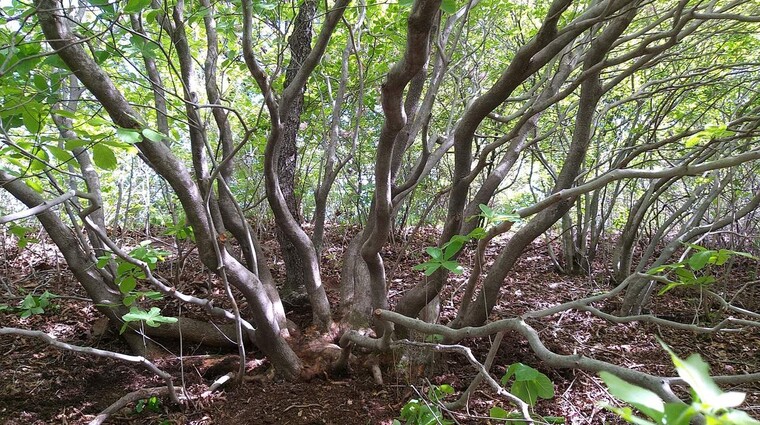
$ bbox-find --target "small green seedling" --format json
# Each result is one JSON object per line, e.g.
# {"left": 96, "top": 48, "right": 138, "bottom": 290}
{"left": 134, "top": 395, "right": 161, "bottom": 413}
{"left": 501, "top": 362, "right": 555, "bottom": 406}
{"left": 8, "top": 223, "right": 38, "bottom": 249}
{"left": 394, "top": 384, "right": 455, "bottom": 425}
{"left": 488, "top": 363, "right": 564, "bottom": 424}
{"left": 97, "top": 240, "right": 169, "bottom": 295}
{"left": 120, "top": 306, "right": 177, "bottom": 334}
{"left": 17, "top": 291, "right": 57, "bottom": 318}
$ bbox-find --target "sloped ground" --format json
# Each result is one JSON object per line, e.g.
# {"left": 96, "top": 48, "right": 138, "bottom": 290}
{"left": 1, "top": 226, "right": 759, "bottom": 424}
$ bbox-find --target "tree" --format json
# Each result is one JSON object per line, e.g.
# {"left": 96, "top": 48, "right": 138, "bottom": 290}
{"left": 2, "top": 0, "right": 760, "bottom": 418}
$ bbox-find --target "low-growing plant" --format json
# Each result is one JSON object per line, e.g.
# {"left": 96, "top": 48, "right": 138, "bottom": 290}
{"left": 488, "top": 363, "right": 565, "bottom": 424}
{"left": 17, "top": 290, "right": 57, "bottom": 318}
{"left": 120, "top": 306, "right": 178, "bottom": 334}
{"left": 393, "top": 384, "right": 455, "bottom": 425}
{"left": 413, "top": 204, "right": 519, "bottom": 276}
{"left": 600, "top": 340, "right": 760, "bottom": 425}
{"left": 97, "top": 240, "right": 170, "bottom": 295}
{"left": 647, "top": 243, "right": 757, "bottom": 295}
{"left": 134, "top": 395, "right": 162, "bottom": 413}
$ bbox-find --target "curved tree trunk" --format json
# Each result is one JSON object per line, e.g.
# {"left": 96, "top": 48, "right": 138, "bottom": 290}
{"left": 35, "top": 0, "right": 303, "bottom": 379}
{"left": 277, "top": 0, "right": 317, "bottom": 298}
{"left": 456, "top": 4, "right": 639, "bottom": 327}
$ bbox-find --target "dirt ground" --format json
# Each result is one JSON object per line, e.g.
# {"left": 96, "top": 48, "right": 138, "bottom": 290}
{"left": 1, "top": 226, "right": 759, "bottom": 424}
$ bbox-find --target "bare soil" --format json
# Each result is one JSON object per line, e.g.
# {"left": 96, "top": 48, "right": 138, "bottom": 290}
{"left": 1, "top": 226, "right": 759, "bottom": 424}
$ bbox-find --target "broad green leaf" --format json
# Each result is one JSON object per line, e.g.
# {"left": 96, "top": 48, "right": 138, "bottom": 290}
{"left": 440, "top": 0, "right": 457, "bottom": 13}
{"left": 660, "top": 341, "right": 727, "bottom": 408}
{"left": 511, "top": 380, "right": 539, "bottom": 406}
{"left": 116, "top": 127, "right": 142, "bottom": 144}
{"left": 489, "top": 406, "right": 509, "bottom": 419}
{"left": 674, "top": 267, "right": 696, "bottom": 283}
{"left": 720, "top": 409, "right": 760, "bottom": 425}
{"left": 141, "top": 128, "right": 165, "bottom": 143}
{"left": 441, "top": 261, "right": 464, "bottom": 274}
{"left": 413, "top": 261, "right": 441, "bottom": 276}
{"left": 22, "top": 109, "right": 41, "bottom": 133}
{"left": 398, "top": 0, "right": 413, "bottom": 6}
{"left": 64, "top": 139, "right": 91, "bottom": 150}
{"left": 91, "top": 144, "right": 117, "bottom": 170}
{"left": 534, "top": 374, "right": 555, "bottom": 399}
{"left": 119, "top": 275, "right": 137, "bottom": 293}
{"left": 467, "top": 227, "right": 486, "bottom": 240}
{"left": 50, "top": 108, "right": 76, "bottom": 119}
{"left": 122, "top": 306, "right": 177, "bottom": 327}
{"left": 47, "top": 145, "right": 73, "bottom": 162}
{"left": 511, "top": 363, "right": 540, "bottom": 381}
{"left": 662, "top": 402, "right": 694, "bottom": 425}
{"left": 688, "top": 250, "right": 715, "bottom": 271}
{"left": 479, "top": 204, "right": 494, "bottom": 217}
{"left": 426, "top": 246, "right": 443, "bottom": 260}
{"left": 601, "top": 405, "right": 657, "bottom": 425}
{"left": 124, "top": 0, "right": 152, "bottom": 13}
{"left": 96, "top": 255, "right": 112, "bottom": 268}
{"left": 599, "top": 371, "right": 664, "bottom": 421}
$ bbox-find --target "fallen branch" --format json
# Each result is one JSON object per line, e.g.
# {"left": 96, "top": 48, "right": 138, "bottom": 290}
{"left": 89, "top": 386, "right": 174, "bottom": 425}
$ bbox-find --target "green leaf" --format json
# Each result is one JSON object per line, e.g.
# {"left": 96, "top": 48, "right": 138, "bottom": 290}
{"left": 659, "top": 340, "right": 731, "bottom": 409}
{"left": 440, "top": 0, "right": 457, "bottom": 13}
{"left": 489, "top": 406, "right": 509, "bottom": 419}
{"left": 22, "top": 109, "right": 41, "bottom": 133}
{"left": 119, "top": 275, "right": 137, "bottom": 293}
{"left": 601, "top": 405, "right": 657, "bottom": 425}
{"left": 688, "top": 250, "right": 715, "bottom": 271}
{"left": 141, "top": 128, "right": 165, "bottom": 143}
{"left": 467, "top": 227, "right": 486, "bottom": 240}
{"left": 116, "top": 127, "right": 142, "bottom": 144}
{"left": 441, "top": 261, "right": 464, "bottom": 274}
{"left": 398, "top": 0, "right": 413, "bottom": 6}
{"left": 479, "top": 204, "right": 494, "bottom": 217}
{"left": 96, "top": 255, "right": 112, "bottom": 268}
{"left": 662, "top": 403, "right": 695, "bottom": 425}
{"left": 426, "top": 246, "right": 443, "bottom": 260}
{"left": 533, "top": 374, "right": 555, "bottom": 399}
{"left": 50, "top": 108, "right": 77, "bottom": 119}
{"left": 511, "top": 363, "right": 540, "bottom": 381}
{"left": 92, "top": 144, "right": 117, "bottom": 170}
{"left": 122, "top": 306, "right": 177, "bottom": 327}
{"left": 442, "top": 236, "right": 467, "bottom": 259}
{"left": 720, "top": 409, "right": 760, "bottom": 425}
{"left": 47, "top": 145, "right": 73, "bottom": 162}
{"left": 599, "top": 371, "right": 665, "bottom": 420}
{"left": 123, "top": 0, "right": 152, "bottom": 13}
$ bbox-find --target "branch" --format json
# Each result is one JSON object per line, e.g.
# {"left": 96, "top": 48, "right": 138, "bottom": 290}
{"left": 89, "top": 386, "right": 174, "bottom": 425}
{"left": 517, "top": 149, "right": 760, "bottom": 218}
{"left": 392, "top": 339, "right": 533, "bottom": 424}
{"left": 0, "top": 190, "right": 75, "bottom": 224}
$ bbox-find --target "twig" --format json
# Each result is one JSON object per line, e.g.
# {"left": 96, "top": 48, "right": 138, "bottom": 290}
{"left": 391, "top": 339, "right": 533, "bottom": 424}
{"left": 0, "top": 190, "right": 75, "bottom": 224}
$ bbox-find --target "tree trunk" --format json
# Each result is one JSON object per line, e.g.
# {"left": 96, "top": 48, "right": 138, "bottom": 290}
{"left": 277, "top": 0, "right": 317, "bottom": 298}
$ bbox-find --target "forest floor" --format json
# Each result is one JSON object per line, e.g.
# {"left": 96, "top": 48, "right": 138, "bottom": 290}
{"left": 1, "top": 225, "right": 759, "bottom": 424}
